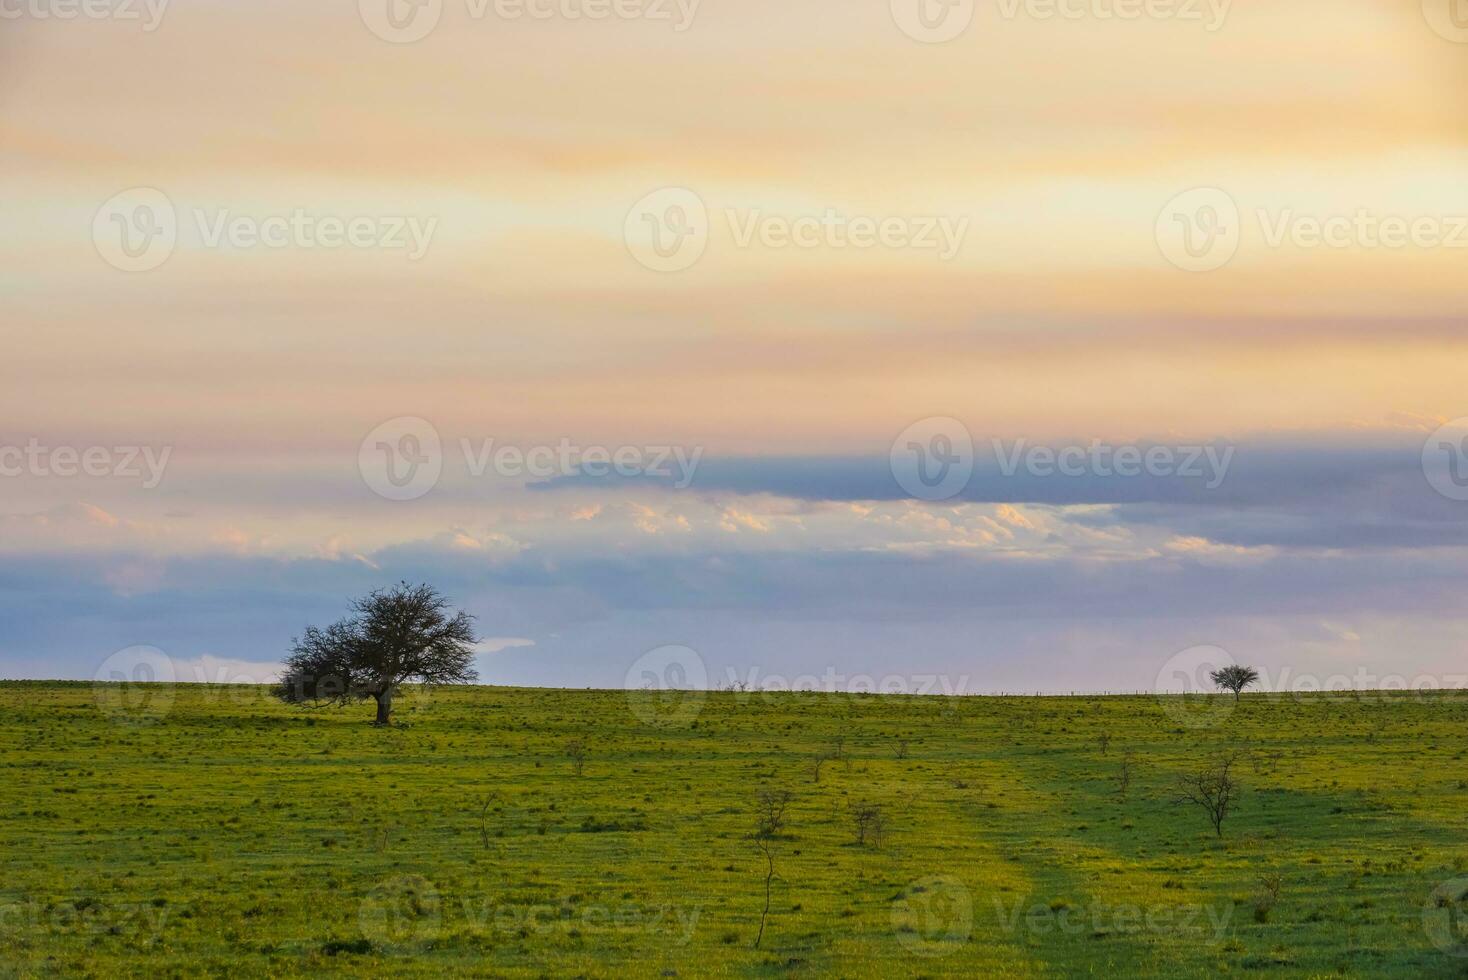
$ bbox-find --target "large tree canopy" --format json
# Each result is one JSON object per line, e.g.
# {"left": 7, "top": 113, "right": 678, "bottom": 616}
{"left": 274, "top": 583, "right": 479, "bottom": 725}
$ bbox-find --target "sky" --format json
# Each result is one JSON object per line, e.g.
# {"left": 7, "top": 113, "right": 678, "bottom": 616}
{"left": 3, "top": 0, "right": 1468, "bottom": 694}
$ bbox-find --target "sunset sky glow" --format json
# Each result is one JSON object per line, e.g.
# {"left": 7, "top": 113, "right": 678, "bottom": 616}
{"left": 4, "top": 0, "right": 1468, "bottom": 691}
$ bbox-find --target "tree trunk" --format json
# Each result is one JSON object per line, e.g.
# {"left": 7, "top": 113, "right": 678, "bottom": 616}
{"left": 373, "top": 690, "right": 393, "bottom": 726}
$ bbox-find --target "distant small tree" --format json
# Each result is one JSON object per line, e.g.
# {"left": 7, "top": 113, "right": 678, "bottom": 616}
{"left": 274, "top": 583, "right": 478, "bottom": 726}
{"left": 1174, "top": 752, "right": 1243, "bottom": 837}
{"left": 754, "top": 788, "right": 794, "bottom": 839}
{"left": 811, "top": 750, "right": 834, "bottom": 784}
{"left": 1210, "top": 665, "right": 1260, "bottom": 702}
{"left": 566, "top": 738, "right": 588, "bottom": 777}
{"left": 750, "top": 789, "right": 793, "bottom": 949}
{"left": 850, "top": 802, "right": 886, "bottom": 847}
{"left": 1254, "top": 872, "right": 1283, "bottom": 923}
{"left": 477, "top": 794, "right": 497, "bottom": 850}
{"left": 1117, "top": 751, "right": 1135, "bottom": 801}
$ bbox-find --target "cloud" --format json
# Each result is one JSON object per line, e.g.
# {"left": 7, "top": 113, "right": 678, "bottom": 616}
{"left": 718, "top": 506, "right": 772, "bottom": 534}
{"left": 474, "top": 637, "right": 536, "bottom": 655}
{"left": 995, "top": 504, "right": 1036, "bottom": 530}
{"left": 532, "top": 436, "right": 1424, "bottom": 508}
{"left": 3, "top": 504, "right": 1468, "bottom": 693}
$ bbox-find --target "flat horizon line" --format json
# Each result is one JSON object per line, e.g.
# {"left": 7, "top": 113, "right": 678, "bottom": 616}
{"left": 10, "top": 679, "right": 1468, "bottom": 700}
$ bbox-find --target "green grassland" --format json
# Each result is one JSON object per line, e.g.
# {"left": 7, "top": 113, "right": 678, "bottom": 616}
{"left": 4, "top": 681, "right": 1468, "bottom": 977}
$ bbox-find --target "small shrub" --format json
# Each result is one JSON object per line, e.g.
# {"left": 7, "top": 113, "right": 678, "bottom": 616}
{"left": 851, "top": 802, "right": 885, "bottom": 847}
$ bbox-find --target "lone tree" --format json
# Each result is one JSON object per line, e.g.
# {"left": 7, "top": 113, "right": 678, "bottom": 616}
{"left": 1210, "top": 664, "right": 1260, "bottom": 702}
{"left": 1174, "top": 751, "right": 1243, "bottom": 837}
{"left": 274, "top": 583, "right": 478, "bottom": 726}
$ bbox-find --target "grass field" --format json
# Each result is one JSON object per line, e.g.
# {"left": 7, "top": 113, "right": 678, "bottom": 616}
{"left": 4, "top": 681, "right": 1468, "bottom": 977}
